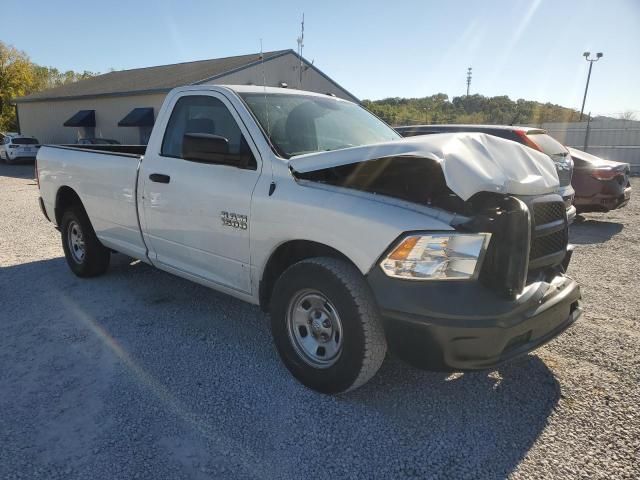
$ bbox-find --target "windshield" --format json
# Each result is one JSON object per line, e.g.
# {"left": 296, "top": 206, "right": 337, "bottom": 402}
{"left": 240, "top": 93, "right": 400, "bottom": 158}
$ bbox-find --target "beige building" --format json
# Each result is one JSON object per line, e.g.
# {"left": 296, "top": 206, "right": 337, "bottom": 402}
{"left": 14, "top": 50, "right": 358, "bottom": 145}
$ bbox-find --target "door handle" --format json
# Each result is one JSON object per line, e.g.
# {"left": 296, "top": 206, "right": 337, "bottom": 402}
{"left": 149, "top": 173, "right": 170, "bottom": 184}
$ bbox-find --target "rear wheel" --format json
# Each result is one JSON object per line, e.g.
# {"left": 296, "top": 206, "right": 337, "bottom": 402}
{"left": 270, "top": 257, "right": 387, "bottom": 394}
{"left": 61, "top": 205, "right": 110, "bottom": 277}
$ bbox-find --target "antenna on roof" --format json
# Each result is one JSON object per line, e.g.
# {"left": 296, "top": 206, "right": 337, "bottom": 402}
{"left": 297, "top": 13, "right": 305, "bottom": 88}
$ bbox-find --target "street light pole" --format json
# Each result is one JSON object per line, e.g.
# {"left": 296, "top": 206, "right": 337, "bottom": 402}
{"left": 580, "top": 51, "right": 603, "bottom": 121}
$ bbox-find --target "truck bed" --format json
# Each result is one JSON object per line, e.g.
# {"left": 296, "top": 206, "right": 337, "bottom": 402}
{"left": 37, "top": 145, "right": 148, "bottom": 260}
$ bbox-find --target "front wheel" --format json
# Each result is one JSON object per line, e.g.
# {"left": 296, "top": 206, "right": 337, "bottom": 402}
{"left": 61, "top": 205, "right": 110, "bottom": 277}
{"left": 270, "top": 257, "right": 387, "bottom": 394}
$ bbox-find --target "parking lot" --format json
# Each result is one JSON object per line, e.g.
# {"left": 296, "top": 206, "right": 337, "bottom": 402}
{"left": 1, "top": 163, "right": 638, "bottom": 479}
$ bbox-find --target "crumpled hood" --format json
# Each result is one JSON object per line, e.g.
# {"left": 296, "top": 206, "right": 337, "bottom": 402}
{"left": 289, "top": 132, "right": 560, "bottom": 201}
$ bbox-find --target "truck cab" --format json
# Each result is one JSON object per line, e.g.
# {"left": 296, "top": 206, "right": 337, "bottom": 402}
{"left": 36, "top": 85, "right": 582, "bottom": 394}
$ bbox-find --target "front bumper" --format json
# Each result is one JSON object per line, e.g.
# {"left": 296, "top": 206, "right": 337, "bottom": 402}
{"left": 368, "top": 268, "right": 582, "bottom": 371}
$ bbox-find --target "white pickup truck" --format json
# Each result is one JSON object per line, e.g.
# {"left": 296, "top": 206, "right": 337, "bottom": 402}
{"left": 37, "top": 85, "right": 582, "bottom": 393}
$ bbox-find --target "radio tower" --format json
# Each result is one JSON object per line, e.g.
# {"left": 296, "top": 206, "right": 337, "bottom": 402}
{"left": 466, "top": 67, "right": 472, "bottom": 96}
{"left": 297, "top": 14, "right": 305, "bottom": 87}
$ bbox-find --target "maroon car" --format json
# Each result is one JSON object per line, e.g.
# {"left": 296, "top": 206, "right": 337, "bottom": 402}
{"left": 569, "top": 147, "right": 632, "bottom": 213}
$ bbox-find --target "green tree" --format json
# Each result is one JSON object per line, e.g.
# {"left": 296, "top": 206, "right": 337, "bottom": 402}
{"left": 0, "top": 41, "right": 96, "bottom": 131}
{"left": 363, "top": 93, "right": 581, "bottom": 126}
{"left": 32, "top": 66, "right": 95, "bottom": 90}
{"left": 0, "top": 42, "right": 35, "bottom": 131}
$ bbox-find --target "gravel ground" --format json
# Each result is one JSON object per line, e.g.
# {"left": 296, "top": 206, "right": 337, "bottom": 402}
{"left": 1, "top": 163, "right": 638, "bottom": 479}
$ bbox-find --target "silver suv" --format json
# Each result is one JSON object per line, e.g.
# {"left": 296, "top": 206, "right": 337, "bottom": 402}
{"left": 0, "top": 133, "right": 40, "bottom": 164}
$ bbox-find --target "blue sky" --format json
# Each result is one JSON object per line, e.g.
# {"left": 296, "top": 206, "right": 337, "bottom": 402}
{"left": 4, "top": 0, "right": 639, "bottom": 116}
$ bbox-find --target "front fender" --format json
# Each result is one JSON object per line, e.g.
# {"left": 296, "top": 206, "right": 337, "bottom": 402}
{"left": 250, "top": 177, "right": 456, "bottom": 277}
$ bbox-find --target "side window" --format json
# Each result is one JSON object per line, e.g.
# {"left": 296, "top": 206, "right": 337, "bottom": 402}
{"left": 161, "top": 95, "right": 256, "bottom": 169}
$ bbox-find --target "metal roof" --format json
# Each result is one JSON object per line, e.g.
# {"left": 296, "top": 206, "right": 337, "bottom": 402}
{"left": 15, "top": 50, "right": 292, "bottom": 103}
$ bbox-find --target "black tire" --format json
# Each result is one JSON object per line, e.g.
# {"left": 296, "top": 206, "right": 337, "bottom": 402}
{"left": 60, "top": 205, "right": 110, "bottom": 277}
{"left": 270, "top": 257, "right": 387, "bottom": 394}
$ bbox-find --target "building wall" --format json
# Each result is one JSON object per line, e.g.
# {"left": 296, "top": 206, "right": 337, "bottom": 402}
{"left": 205, "top": 52, "right": 358, "bottom": 102}
{"left": 17, "top": 93, "right": 166, "bottom": 144}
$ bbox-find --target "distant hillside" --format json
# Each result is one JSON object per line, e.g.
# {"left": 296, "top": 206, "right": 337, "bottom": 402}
{"left": 362, "top": 94, "right": 582, "bottom": 127}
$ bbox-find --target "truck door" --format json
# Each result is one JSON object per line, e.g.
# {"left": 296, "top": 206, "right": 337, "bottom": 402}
{"left": 139, "top": 92, "right": 261, "bottom": 294}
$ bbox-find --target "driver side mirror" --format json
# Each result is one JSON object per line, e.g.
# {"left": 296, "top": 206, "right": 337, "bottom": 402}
{"left": 182, "top": 133, "right": 241, "bottom": 166}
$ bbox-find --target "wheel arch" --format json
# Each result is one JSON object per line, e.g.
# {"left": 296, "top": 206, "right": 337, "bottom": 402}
{"left": 259, "top": 240, "right": 359, "bottom": 312}
{"left": 54, "top": 186, "right": 85, "bottom": 225}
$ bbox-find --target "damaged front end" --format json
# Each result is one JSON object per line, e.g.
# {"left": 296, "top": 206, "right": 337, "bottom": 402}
{"left": 456, "top": 191, "right": 570, "bottom": 298}
{"left": 290, "top": 137, "right": 581, "bottom": 370}
{"left": 293, "top": 149, "right": 571, "bottom": 299}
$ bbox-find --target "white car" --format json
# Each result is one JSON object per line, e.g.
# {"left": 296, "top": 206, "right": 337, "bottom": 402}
{"left": 36, "top": 85, "right": 582, "bottom": 393}
{"left": 0, "top": 133, "right": 40, "bottom": 164}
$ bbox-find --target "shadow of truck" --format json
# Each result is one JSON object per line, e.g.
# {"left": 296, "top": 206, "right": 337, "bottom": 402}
{"left": 570, "top": 220, "right": 623, "bottom": 245}
{"left": 1, "top": 254, "right": 561, "bottom": 479}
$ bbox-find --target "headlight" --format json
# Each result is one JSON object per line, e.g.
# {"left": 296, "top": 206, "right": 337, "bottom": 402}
{"left": 379, "top": 233, "right": 491, "bottom": 280}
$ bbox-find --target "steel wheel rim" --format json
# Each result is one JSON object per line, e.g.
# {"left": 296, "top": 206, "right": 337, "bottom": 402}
{"left": 67, "top": 220, "right": 86, "bottom": 264}
{"left": 286, "top": 289, "right": 343, "bottom": 368}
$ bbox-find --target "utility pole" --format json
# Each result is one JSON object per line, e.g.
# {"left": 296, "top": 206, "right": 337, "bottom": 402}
{"left": 466, "top": 67, "right": 472, "bottom": 96}
{"left": 584, "top": 111, "right": 592, "bottom": 150}
{"left": 580, "top": 52, "right": 603, "bottom": 121}
{"left": 297, "top": 14, "right": 305, "bottom": 88}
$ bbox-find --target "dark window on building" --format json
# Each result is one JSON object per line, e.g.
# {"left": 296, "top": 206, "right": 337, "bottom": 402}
{"left": 63, "top": 110, "right": 96, "bottom": 127}
{"left": 118, "top": 107, "right": 155, "bottom": 145}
